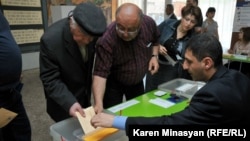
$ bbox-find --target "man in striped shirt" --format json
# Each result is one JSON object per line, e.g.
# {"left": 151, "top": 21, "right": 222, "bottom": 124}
{"left": 92, "top": 3, "right": 160, "bottom": 113}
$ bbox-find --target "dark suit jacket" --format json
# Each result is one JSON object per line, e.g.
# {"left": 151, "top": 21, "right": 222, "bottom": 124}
{"left": 169, "top": 13, "right": 177, "bottom": 20}
{"left": 39, "top": 18, "right": 95, "bottom": 122}
{"left": 126, "top": 66, "right": 250, "bottom": 129}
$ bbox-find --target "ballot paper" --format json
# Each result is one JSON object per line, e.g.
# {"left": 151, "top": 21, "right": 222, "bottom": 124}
{"left": 75, "top": 106, "right": 96, "bottom": 134}
{"left": 0, "top": 108, "right": 17, "bottom": 128}
{"left": 149, "top": 98, "right": 175, "bottom": 108}
{"left": 108, "top": 99, "right": 139, "bottom": 113}
{"left": 154, "top": 90, "right": 167, "bottom": 96}
{"left": 75, "top": 106, "right": 120, "bottom": 141}
{"left": 164, "top": 54, "right": 177, "bottom": 66}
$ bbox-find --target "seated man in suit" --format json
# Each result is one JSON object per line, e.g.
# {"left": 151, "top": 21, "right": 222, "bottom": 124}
{"left": 90, "top": 33, "right": 250, "bottom": 131}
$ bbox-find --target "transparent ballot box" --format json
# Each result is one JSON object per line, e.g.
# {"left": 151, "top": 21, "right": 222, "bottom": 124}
{"left": 50, "top": 117, "right": 128, "bottom": 141}
{"left": 158, "top": 78, "right": 205, "bottom": 100}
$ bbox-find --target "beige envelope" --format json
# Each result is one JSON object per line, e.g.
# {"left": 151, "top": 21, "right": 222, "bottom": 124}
{"left": 75, "top": 106, "right": 96, "bottom": 134}
{"left": 0, "top": 108, "right": 18, "bottom": 128}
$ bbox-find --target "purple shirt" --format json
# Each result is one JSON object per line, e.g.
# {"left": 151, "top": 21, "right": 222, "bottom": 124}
{"left": 94, "top": 15, "right": 160, "bottom": 85}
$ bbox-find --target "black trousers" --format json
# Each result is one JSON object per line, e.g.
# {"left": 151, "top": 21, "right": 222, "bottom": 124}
{"left": 103, "top": 77, "right": 144, "bottom": 109}
{"left": 0, "top": 84, "right": 31, "bottom": 141}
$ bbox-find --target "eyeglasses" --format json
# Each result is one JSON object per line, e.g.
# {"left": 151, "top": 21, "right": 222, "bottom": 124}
{"left": 116, "top": 25, "right": 139, "bottom": 36}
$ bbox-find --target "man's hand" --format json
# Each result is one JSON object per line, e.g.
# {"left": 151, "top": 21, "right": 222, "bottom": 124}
{"left": 69, "top": 102, "right": 85, "bottom": 118}
{"left": 94, "top": 103, "right": 104, "bottom": 114}
{"left": 91, "top": 113, "right": 115, "bottom": 128}
{"left": 148, "top": 56, "right": 159, "bottom": 75}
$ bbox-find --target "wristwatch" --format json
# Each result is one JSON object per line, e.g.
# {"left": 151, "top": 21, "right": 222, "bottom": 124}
{"left": 152, "top": 54, "right": 158, "bottom": 59}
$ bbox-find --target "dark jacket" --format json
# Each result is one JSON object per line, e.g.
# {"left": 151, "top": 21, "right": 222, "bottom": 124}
{"left": 39, "top": 18, "right": 95, "bottom": 121}
{"left": 0, "top": 11, "right": 22, "bottom": 91}
{"left": 169, "top": 13, "right": 177, "bottom": 20}
{"left": 126, "top": 66, "right": 250, "bottom": 128}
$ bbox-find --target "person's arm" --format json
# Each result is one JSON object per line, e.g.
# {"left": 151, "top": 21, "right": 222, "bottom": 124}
{"left": 92, "top": 75, "right": 107, "bottom": 113}
{"left": 91, "top": 112, "right": 127, "bottom": 130}
{"left": 215, "top": 29, "right": 219, "bottom": 40}
{"left": 148, "top": 18, "right": 161, "bottom": 75}
{"left": 228, "top": 41, "right": 238, "bottom": 54}
{"left": 214, "top": 21, "right": 219, "bottom": 40}
{"left": 148, "top": 44, "right": 160, "bottom": 75}
{"left": 39, "top": 39, "right": 83, "bottom": 117}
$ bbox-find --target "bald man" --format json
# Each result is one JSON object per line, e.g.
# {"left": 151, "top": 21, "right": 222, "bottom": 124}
{"left": 92, "top": 3, "right": 160, "bottom": 113}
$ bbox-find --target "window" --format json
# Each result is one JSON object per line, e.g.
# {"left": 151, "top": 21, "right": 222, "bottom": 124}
{"left": 118, "top": 0, "right": 236, "bottom": 52}
{"left": 146, "top": 0, "right": 165, "bottom": 25}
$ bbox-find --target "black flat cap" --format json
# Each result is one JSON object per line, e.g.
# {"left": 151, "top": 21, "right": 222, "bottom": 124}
{"left": 73, "top": 2, "right": 107, "bottom": 36}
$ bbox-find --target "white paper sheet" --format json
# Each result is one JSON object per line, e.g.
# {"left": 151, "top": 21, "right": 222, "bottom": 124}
{"left": 154, "top": 90, "right": 167, "bottom": 96}
{"left": 108, "top": 99, "right": 140, "bottom": 113}
{"left": 149, "top": 98, "right": 175, "bottom": 108}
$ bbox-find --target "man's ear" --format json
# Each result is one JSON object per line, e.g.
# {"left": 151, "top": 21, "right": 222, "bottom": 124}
{"left": 202, "top": 57, "right": 213, "bottom": 70}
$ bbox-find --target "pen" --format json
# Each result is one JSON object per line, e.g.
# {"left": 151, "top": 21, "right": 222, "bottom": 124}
{"left": 147, "top": 42, "right": 152, "bottom": 47}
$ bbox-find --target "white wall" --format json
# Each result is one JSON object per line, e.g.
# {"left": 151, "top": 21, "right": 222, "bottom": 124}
{"left": 21, "top": 6, "right": 76, "bottom": 71}
{"left": 22, "top": 52, "right": 39, "bottom": 71}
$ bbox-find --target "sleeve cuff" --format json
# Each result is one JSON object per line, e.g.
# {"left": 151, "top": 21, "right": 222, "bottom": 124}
{"left": 112, "top": 116, "right": 128, "bottom": 130}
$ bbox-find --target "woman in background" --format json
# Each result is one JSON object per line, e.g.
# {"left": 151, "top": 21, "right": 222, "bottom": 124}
{"left": 145, "top": 5, "right": 202, "bottom": 92}
{"left": 225, "top": 27, "right": 250, "bottom": 78}
{"left": 228, "top": 27, "right": 250, "bottom": 54}
{"left": 202, "top": 7, "right": 219, "bottom": 40}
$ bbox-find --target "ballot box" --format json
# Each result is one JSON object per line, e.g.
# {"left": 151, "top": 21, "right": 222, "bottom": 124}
{"left": 50, "top": 117, "right": 128, "bottom": 141}
{"left": 158, "top": 78, "right": 205, "bottom": 100}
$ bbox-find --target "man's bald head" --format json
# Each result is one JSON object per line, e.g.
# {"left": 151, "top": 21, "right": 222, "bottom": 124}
{"left": 115, "top": 3, "right": 142, "bottom": 25}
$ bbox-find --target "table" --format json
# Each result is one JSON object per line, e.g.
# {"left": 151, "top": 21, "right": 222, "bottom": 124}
{"left": 223, "top": 54, "right": 250, "bottom": 71}
{"left": 107, "top": 90, "right": 189, "bottom": 117}
{"left": 50, "top": 89, "right": 189, "bottom": 141}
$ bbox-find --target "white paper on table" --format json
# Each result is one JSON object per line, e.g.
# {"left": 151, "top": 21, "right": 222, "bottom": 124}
{"left": 149, "top": 98, "right": 175, "bottom": 108}
{"left": 108, "top": 99, "right": 140, "bottom": 113}
{"left": 154, "top": 90, "right": 167, "bottom": 96}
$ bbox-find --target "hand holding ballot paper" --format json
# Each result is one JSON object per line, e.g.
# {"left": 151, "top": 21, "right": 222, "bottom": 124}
{"left": 75, "top": 106, "right": 119, "bottom": 141}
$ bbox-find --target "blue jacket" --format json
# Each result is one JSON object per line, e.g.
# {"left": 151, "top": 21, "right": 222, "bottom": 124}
{"left": 158, "top": 19, "right": 194, "bottom": 60}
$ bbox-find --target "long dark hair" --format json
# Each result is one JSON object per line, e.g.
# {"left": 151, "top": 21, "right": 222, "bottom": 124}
{"left": 181, "top": 5, "right": 202, "bottom": 26}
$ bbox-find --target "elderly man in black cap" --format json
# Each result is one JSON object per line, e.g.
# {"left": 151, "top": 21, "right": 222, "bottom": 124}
{"left": 39, "top": 2, "right": 107, "bottom": 122}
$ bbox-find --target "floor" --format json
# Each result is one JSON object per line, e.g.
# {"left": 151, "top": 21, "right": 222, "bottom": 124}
{"left": 21, "top": 68, "right": 55, "bottom": 141}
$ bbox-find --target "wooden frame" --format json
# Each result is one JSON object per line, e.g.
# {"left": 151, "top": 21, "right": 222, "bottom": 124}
{"left": 0, "top": 0, "right": 46, "bottom": 53}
